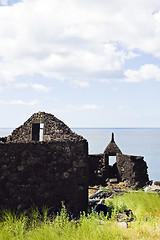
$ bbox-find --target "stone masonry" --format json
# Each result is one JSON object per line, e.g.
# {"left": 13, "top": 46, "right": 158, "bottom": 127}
{"left": 0, "top": 112, "right": 149, "bottom": 214}
{"left": 88, "top": 133, "right": 149, "bottom": 188}
{"left": 0, "top": 112, "right": 88, "bottom": 215}
{"left": 116, "top": 154, "right": 149, "bottom": 188}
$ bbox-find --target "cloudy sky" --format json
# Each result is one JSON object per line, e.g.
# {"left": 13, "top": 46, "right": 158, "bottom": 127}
{"left": 0, "top": 0, "right": 160, "bottom": 128}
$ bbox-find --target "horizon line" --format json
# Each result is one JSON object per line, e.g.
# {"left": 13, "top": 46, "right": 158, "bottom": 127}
{"left": 72, "top": 127, "right": 160, "bottom": 129}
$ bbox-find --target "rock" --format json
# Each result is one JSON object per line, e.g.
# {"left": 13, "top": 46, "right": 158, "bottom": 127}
{"left": 144, "top": 180, "right": 160, "bottom": 192}
{"left": 117, "top": 222, "right": 128, "bottom": 228}
{"left": 110, "top": 178, "right": 118, "bottom": 184}
{"left": 117, "top": 213, "right": 127, "bottom": 222}
{"left": 93, "top": 204, "right": 108, "bottom": 216}
{"left": 154, "top": 181, "right": 160, "bottom": 186}
{"left": 89, "top": 190, "right": 103, "bottom": 199}
{"left": 117, "top": 212, "right": 134, "bottom": 222}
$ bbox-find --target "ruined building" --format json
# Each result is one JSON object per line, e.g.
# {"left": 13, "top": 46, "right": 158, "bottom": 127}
{"left": 0, "top": 112, "right": 88, "bottom": 214}
{"left": 89, "top": 133, "right": 149, "bottom": 187}
{"left": 0, "top": 112, "right": 149, "bottom": 213}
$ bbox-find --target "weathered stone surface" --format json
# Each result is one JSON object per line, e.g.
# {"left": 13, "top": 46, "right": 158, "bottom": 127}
{"left": 88, "top": 154, "right": 106, "bottom": 186}
{"left": 88, "top": 133, "right": 149, "bottom": 188}
{"left": 8, "top": 112, "right": 84, "bottom": 142}
{"left": 0, "top": 113, "right": 149, "bottom": 214}
{"left": 116, "top": 154, "right": 149, "bottom": 188}
{"left": 0, "top": 112, "right": 88, "bottom": 215}
{"left": 104, "top": 133, "right": 122, "bottom": 156}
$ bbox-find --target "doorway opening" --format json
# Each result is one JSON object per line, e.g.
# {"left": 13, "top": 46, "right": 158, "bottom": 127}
{"left": 40, "top": 123, "right": 44, "bottom": 141}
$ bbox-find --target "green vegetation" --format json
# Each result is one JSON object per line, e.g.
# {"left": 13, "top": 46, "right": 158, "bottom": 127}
{"left": 106, "top": 190, "right": 160, "bottom": 218}
{"left": 0, "top": 191, "right": 160, "bottom": 240}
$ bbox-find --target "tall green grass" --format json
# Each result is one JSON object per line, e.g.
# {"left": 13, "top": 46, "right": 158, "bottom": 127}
{"left": 106, "top": 191, "right": 160, "bottom": 218}
{"left": 0, "top": 191, "right": 159, "bottom": 240}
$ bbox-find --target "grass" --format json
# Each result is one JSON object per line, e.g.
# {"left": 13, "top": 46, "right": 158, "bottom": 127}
{"left": 106, "top": 190, "right": 160, "bottom": 218}
{"left": 0, "top": 191, "right": 159, "bottom": 239}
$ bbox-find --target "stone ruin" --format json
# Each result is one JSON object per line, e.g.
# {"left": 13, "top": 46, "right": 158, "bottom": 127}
{"left": 0, "top": 112, "right": 88, "bottom": 215}
{"left": 0, "top": 112, "right": 149, "bottom": 214}
{"left": 89, "top": 133, "right": 149, "bottom": 188}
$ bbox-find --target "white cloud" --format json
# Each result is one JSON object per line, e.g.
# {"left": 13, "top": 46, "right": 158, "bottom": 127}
{"left": 52, "top": 104, "right": 102, "bottom": 113}
{"left": 0, "top": 0, "right": 160, "bottom": 86}
{"left": 118, "top": 105, "right": 123, "bottom": 110}
{"left": 31, "top": 84, "right": 50, "bottom": 93}
{"left": 14, "top": 83, "right": 29, "bottom": 89}
{"left": 67, "top": 104, "right": 102, "bottom": 111}
{"left": 123, "top": 64, "right": 160, "bottom": 82}
{"left": 73, "top": 80, "right": 90, "bottom": 88}
{"left": 113, "top": 87, "right": 118, "bottom": 91}
{"left": 11, "top": 100, "right": 38, "bottom": 106}
{"left": 0, "top": 99, "right": 38, "bottom": 106}
{"left": 13, "top": 82, "right": 50, "bottom": 92}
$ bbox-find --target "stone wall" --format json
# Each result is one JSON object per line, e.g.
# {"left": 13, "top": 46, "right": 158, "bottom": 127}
{"left": 88, "top": 152, "right": 149, "bottom": 187}
{"left": 88, "top": 154, "right": 106, "bottom": 186}
{"left": 116, "top": 154, "right": 149, "bottom": 188}
{"left": 0, "top": 110, "right": 150, "bottom": 215}
{"left": 0, "top": 139, "right": 88, "bottom": 215}
{"left": 8, "top": 112, "right": 83, "bottom": 142}
{"left": 0, "top": 137, "right": 7, "bottom": 143}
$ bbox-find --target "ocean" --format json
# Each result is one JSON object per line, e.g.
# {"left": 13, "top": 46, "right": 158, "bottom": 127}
{"left": 0, "top": 128, "right": 160, "bottom": 181}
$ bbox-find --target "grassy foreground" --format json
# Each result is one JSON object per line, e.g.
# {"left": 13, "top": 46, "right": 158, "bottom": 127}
{"left": 0, "top": 191, "right": 160, "bottom": 240}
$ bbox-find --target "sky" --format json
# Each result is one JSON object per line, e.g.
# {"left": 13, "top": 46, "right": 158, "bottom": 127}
{"left": 1, "top": 0, "right": 160, "bottom": 128}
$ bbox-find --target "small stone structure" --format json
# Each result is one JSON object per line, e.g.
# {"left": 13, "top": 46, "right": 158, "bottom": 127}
{"left": 116, "top": 154, "right": 148, "bottom": 187}
{"left": 0, "top": 112, "right": 88, "bottom": 215}
{"left": 88, "top": 133, "right": 149, "bottom": 188}
{"left": 0, "top": 112, "right": 149, "bottom": 213}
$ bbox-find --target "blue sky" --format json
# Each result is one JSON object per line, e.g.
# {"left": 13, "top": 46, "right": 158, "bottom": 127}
{"left": 1, "top": 0, "right": 160, "bottom": 128}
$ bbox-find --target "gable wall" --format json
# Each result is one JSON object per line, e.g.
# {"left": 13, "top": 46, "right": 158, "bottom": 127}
{"left": 9, "top": 112, "right": 82, "bottom": 142}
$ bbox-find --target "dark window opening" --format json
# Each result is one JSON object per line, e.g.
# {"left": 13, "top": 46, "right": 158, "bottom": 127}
{"left": 32, "top": 123, "right": 44, "bottom": 141}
